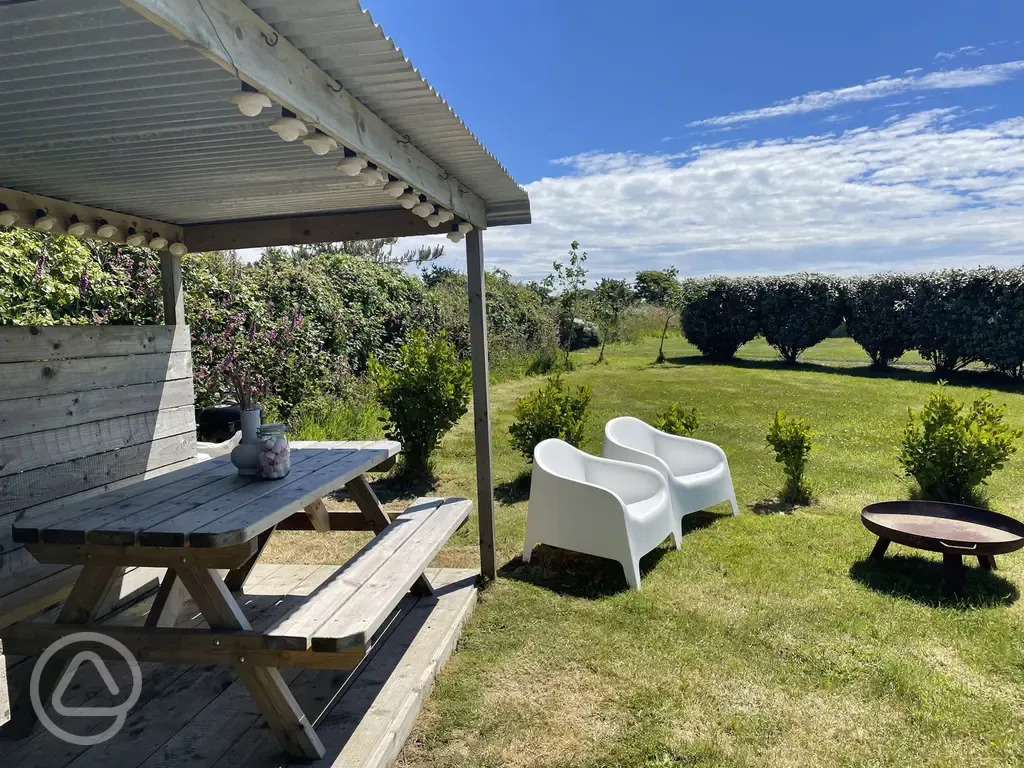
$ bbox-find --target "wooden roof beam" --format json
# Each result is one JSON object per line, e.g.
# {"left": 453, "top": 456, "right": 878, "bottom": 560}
{"left": 123, "top": 0, "right": 488, "bottom": 228}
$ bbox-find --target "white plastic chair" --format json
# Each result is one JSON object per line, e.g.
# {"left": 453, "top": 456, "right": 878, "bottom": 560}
{"left": 603, "top": 416, "right": 739, "bottom": 543}
{"left": 523, "top": 438, "right": 676, "bottom": 590}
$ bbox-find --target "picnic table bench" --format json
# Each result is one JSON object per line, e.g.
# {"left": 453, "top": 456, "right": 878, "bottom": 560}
{"left": 0, "top": 440, "right": 470, "bottom": 760}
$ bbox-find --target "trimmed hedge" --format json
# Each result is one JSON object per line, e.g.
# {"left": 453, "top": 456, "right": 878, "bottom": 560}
{"left": 681, "top": 278, "right": 760, "bottom": 360}
{"left": 758, "top": 274, "right": 845, "bottom": 364}
{"left": 846, "top": 274, "right": 915, "bottom": 368}
{"left": 680, "top": 268, "right": 1024, "bottom": 379}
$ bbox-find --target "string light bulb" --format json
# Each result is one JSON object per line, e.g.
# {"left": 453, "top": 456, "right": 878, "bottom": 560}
{"left": 457, "top": 221, "right": 473, "bottom": 234}
{"left": 149, "top": 234, "right": 169, "bottom": 250}
{"left": 437, "top": 208, "right": 454, "bottom": 223}
{"left": 269, "top": 108, "right": 308, "bottom": 142}
{"left": 426, "top": 213, "right": 442, "bottom": 227}
{"left": 67, "top": 216, "right": 93, "bottom": 237}
{"left": 0, "top": 206, "right": 19, "bottom": 227}
{"left": 411, "top": 196, "right": 434, "bottom": 218}
{"left": 229, "top": 83, "right": 272, "bottom": 117}
{"left": 396, "top": 191, "right": 418, "bottom": 209}
{"left": 447, "top": 225, "right": 464, "bottom": 244}
{"left": 337, "top": 148, "right": 367, "bottom": 176}
{"left": 33, "top": 210, "right": 58, "bottom": 232}
{"left": 359, "top": 164, "right": 385, "bottom": 186}
{"left": 96, "top": 220, "right": 119, "bottom": 239}
{"left": 383, "top": 179, "right": 407, "bottom": 198}
{"left": 126, "top": 229, "right": 149, "bottom": 247}
{"left": 303, "top": 130, "right": 337, "bottom": 155}
{"left": 169, "top": 242, "right": 188, "bottom": 257}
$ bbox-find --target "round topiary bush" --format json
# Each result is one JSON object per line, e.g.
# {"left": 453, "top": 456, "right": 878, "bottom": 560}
{"left": 681, "top": 278, "right": 761, "bottom": 361}
{"left": 758, "top": 274, "right": 845, "bottom": 364}
{"left": 846, "top": 274, "right": 916, "bottom": 368}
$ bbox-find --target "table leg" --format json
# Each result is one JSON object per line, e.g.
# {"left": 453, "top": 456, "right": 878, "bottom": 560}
{"left": 978, "top": 554, "right": 997, "bottom": 571}
{"left": 1, "top": 563, "right": 121, "bottom": 739}
{"left": 225, "top": 527, "right": 274, "bottom": 592}
{"left": 345, "top": 476, "right": 434, "bottom": 596}
{"left": 942, "top": 553, "right": 965, "bottom": 593}
{"left": 174, "top": 565, "right": 325, "bottom": 760}
{"left": 870, "top": 538, "right": 890, "bottom": 560}
{"left": 145, "top": 570, "right": 189, "bottom": 628}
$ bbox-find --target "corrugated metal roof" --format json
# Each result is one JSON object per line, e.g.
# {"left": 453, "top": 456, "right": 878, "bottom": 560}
{"left": 0, "top": 0, "right": 530, "bottom": 228}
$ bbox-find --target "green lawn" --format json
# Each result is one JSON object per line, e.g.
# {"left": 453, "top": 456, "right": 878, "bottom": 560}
{"left": 274, "top": 335, "right": 1024, "bottom": 767}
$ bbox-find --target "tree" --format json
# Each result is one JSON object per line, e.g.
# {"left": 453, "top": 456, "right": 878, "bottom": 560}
{"left": 279, "top": 238, "right": 444, "bottom": 267}
{"left": 543, "top": 241, "right": 589, "bottom": 368}
{"left": 634, "top": 267, "right": 682, "bottom": 363}
{"left": 593, "top": 278, "right": 635, "bottom": 363}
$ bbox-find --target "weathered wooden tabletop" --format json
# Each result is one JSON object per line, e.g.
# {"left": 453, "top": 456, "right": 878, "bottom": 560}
{"left": 13, "top": 440, "right": 400, "bottom": 549}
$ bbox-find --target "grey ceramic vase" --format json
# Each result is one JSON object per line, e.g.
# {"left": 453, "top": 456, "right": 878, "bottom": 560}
{"left": 230, "top": 407, "right": 262, "bottom": 476}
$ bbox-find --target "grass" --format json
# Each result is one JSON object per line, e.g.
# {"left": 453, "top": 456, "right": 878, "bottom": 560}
{"left": 267, "top": 335, "right": 1024, "bottom": 768}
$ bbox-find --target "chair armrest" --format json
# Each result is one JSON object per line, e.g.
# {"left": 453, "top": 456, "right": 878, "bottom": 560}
{"left": 584, "top": 455, "right": 666, "bottom": 505}
{"left": 655, "top": 432, "right": 726, "bottom": 475}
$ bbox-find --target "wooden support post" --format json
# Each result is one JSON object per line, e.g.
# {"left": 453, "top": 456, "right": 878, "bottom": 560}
{"left": 303, "top": 498, "right": 331, "bottom": 533}
{"left": 466, "top": 229, "right": 497, "bottom": 581}
{"left": 160, "top": 251, "right": 185, "bottom": 325}
{"left": 175, "top": 566, "right": 325, "bottom": 760}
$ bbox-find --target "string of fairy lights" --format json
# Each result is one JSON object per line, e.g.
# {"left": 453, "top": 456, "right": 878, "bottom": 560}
{"left": 230, "top": 83, "right": 475, "bottom": 244}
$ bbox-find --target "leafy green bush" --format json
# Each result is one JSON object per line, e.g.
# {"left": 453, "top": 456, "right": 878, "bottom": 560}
{"left": 766, "top": 411, "right": 814, "bottom": 505}
{"left": 758, "top": 274, "right": 846, "bottom": 364}
{"left": 369, "top": 330, "right": 471, "bottom": 476}
{"left": 910, "top": 270, "right": 988, "bottom": 375}
{"left": 846, "top": 274, "right": 916, "bottom": 367}
{"left": 652, "top": 403, "right": 700, "bottom": 436}
{"left": 974, "top": 267, "right": 1024, "bottom": 379}
{"left": 897, "top": 384, "right": 1021, "bottom": 504}
{"left": 508, "top": 374, "right": 592, "bottom": 461}
{"left": 681, "top": 278, "right": 761, "bottom": 360}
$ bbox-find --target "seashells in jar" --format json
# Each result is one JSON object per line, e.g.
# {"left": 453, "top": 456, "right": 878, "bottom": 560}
{"left": 257, "top": 424, "right": 291, "bottom": 479}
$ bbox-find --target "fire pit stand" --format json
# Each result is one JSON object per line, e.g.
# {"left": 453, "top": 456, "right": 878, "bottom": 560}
{"left": 861, "top": 500, "right": 1024, "bottom": 593}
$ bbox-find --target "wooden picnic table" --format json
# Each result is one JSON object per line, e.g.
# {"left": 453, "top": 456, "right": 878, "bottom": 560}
{"left": 4, "top": 440, "right": 472, "bottom": 760}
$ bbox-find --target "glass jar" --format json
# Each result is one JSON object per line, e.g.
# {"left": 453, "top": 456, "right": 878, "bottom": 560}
{"left": 257, "top": 423, "right": 291, "bottom": 480}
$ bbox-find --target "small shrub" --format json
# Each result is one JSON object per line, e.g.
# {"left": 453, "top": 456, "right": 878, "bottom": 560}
{"left": 681, "top": 278, "right": 761, "bottom": 360}
{"left": 369, "top": 330, "right": 471, "bottom": 476}
{"left": 897, "top": 384, "right": 1021, "bottom": 504}
{"left": 652, "top": 403, "right": 700, "bottom": 437}
{"left": 508, "top": 374, "right": 592, "bottom": 461}
{"left": 766, "top": 411, "right": 814, "bottom": 505}
{"left": 758, "top": 274, "right": 846, "bottom": 364}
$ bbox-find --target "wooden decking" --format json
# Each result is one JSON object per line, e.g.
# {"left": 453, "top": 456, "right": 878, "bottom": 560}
{"left": 0, "top": 564, "right": 477, "bottom": 768}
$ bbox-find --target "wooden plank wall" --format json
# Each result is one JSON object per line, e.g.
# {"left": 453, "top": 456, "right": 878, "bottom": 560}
{"left": 0, "top": 326, "right": 197, "bottom": 615}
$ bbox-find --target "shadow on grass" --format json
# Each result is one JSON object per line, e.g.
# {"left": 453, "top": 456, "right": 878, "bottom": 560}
{"left": 662, "top": 354, "right": 1024, "bottom": 395}
{"left": 500, "top": 544, "right": 672, "bottom": 598}
{"left": 849, "top": 553, "right": 1019, "bottom": 608}
{"left": 751, "top": 499, "right": 799, "bottom": 515}
{"left": 494, "top": 470, "right": 532, "bottom": 504}
{"left": 681, "top": 509, "right": 731, "bottom": 534}
{"left": 330, "top": 468, "right": 436, "bottom": 506}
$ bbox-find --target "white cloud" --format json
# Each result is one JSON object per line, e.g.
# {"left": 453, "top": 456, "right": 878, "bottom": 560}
{"left": 935, "top": 44, "right": 985, "bottom": 61}
{"left": 687, "top": 60, "right": 1024, "bottom": 127}
{"left": 402, "top": 110, "right": 1024, "bottom": 282}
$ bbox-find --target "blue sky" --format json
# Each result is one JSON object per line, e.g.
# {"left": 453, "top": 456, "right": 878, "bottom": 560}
{"left": 363, "top": 0, "right": 1024, "bottom": 281}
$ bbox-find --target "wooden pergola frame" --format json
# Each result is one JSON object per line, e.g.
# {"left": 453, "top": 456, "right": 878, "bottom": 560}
{"left": 0, "top": 0, "right": 530, "bottom": 581}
